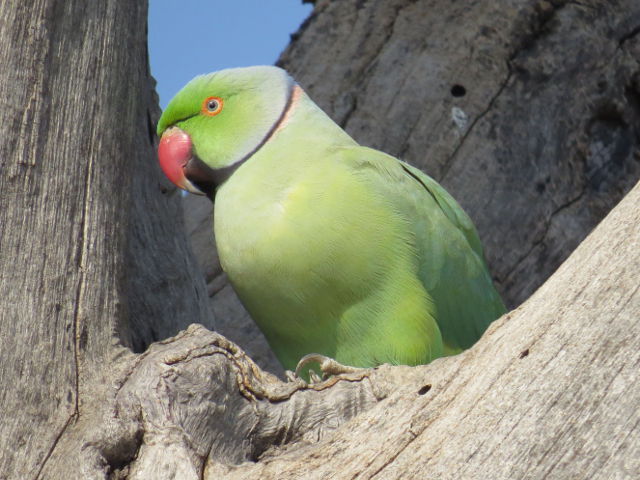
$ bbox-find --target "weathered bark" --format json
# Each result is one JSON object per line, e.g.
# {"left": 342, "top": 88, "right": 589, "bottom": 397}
{"left": 2, "top": 0, "right": 640, "bottom": 479}
{"left": 0, "top": 1, "right": 211, "bottom": 478}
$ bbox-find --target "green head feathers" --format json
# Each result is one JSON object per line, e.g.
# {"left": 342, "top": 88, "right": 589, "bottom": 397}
{"left": 157, "top": 66, "right": 295, "bottom": 194}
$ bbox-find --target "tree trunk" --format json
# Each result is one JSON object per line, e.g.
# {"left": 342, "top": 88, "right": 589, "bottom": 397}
{"left": 0, "top": 1, "right": 212, "bottom": 477}
{"left": 1, "top": 0, "right": 639, "bottom": 479}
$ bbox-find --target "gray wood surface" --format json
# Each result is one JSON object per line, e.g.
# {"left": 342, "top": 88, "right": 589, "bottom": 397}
{"left": 0, "top": 2, "right": 212, "bottom": 477}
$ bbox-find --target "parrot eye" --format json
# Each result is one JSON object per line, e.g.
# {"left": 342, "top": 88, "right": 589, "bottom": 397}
{"left": 202, "top": 96, "right": 223, "bottom": 116}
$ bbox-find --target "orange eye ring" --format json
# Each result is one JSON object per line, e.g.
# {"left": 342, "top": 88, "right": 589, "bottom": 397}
{"left": 202, "top": 96, "right": 224, "bottom": 116}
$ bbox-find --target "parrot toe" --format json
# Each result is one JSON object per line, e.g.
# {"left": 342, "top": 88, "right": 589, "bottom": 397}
{"left": 295, "top": 353, "right": 365, "bottom": 382}
{"left": 308, "top": 369, "right": 323, "bottom": 384}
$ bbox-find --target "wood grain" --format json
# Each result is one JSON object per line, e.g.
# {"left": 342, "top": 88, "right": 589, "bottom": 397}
{"left": 0, "top": 2, "right": 212, "bottom": 477}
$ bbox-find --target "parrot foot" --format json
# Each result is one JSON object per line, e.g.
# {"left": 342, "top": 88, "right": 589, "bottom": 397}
{"left": 294, "top": 353, "right": 362, "bottom": 382}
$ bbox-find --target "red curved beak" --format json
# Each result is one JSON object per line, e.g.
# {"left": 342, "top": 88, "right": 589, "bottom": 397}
{"left": 158, "top": 127, "right": 204, "bottom": 195}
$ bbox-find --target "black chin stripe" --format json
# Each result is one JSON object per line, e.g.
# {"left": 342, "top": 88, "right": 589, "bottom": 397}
{"left": 243, "top": 79, "right": 297, "bottom": 159}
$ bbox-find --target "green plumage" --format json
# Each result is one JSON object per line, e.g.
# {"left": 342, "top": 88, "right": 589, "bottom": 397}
{"left": 157, "top": 66, "right": 505, "bottom": 371}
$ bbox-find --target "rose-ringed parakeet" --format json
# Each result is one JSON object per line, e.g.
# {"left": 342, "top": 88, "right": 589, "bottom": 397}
{"left": 157, "top": 66, "right": 505, "bottom": 373}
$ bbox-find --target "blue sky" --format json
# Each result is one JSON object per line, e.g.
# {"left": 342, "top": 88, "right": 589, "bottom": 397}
{"left": 148, "top": 1, "right": 313, "bottom": 109}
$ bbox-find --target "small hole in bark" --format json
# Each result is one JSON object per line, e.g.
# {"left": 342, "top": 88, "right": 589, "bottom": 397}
{"left": 417, "top": 384, "right": 432, "bottom": 395}
{"left": 519, "top": 349, "right": 530, "bottom": 359}
{"left": 451, "top": 84, "right": 466, "bottom": 97}
{"left": 78, "top": 325, "right": 89, "bottom": 351}
{"left": 536, "top": 182, "right": 546, "bottom": 193}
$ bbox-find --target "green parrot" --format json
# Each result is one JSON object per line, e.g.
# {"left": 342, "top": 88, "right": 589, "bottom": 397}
{"left": 157, "top": 66, "right": 505, "bottom": 373}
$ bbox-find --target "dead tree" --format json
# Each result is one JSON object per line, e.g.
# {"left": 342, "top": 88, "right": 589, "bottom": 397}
{"left": 0, "top": 0, "right": 638, "bottom": 478}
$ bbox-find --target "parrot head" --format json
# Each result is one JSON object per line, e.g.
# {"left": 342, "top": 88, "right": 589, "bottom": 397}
{"left": 156, "top": 66, "right": 296, "bottom": 196}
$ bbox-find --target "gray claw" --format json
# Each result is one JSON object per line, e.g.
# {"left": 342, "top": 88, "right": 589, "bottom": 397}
{"left": 308, "top": 370, "right": 323, "bottom": 383}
